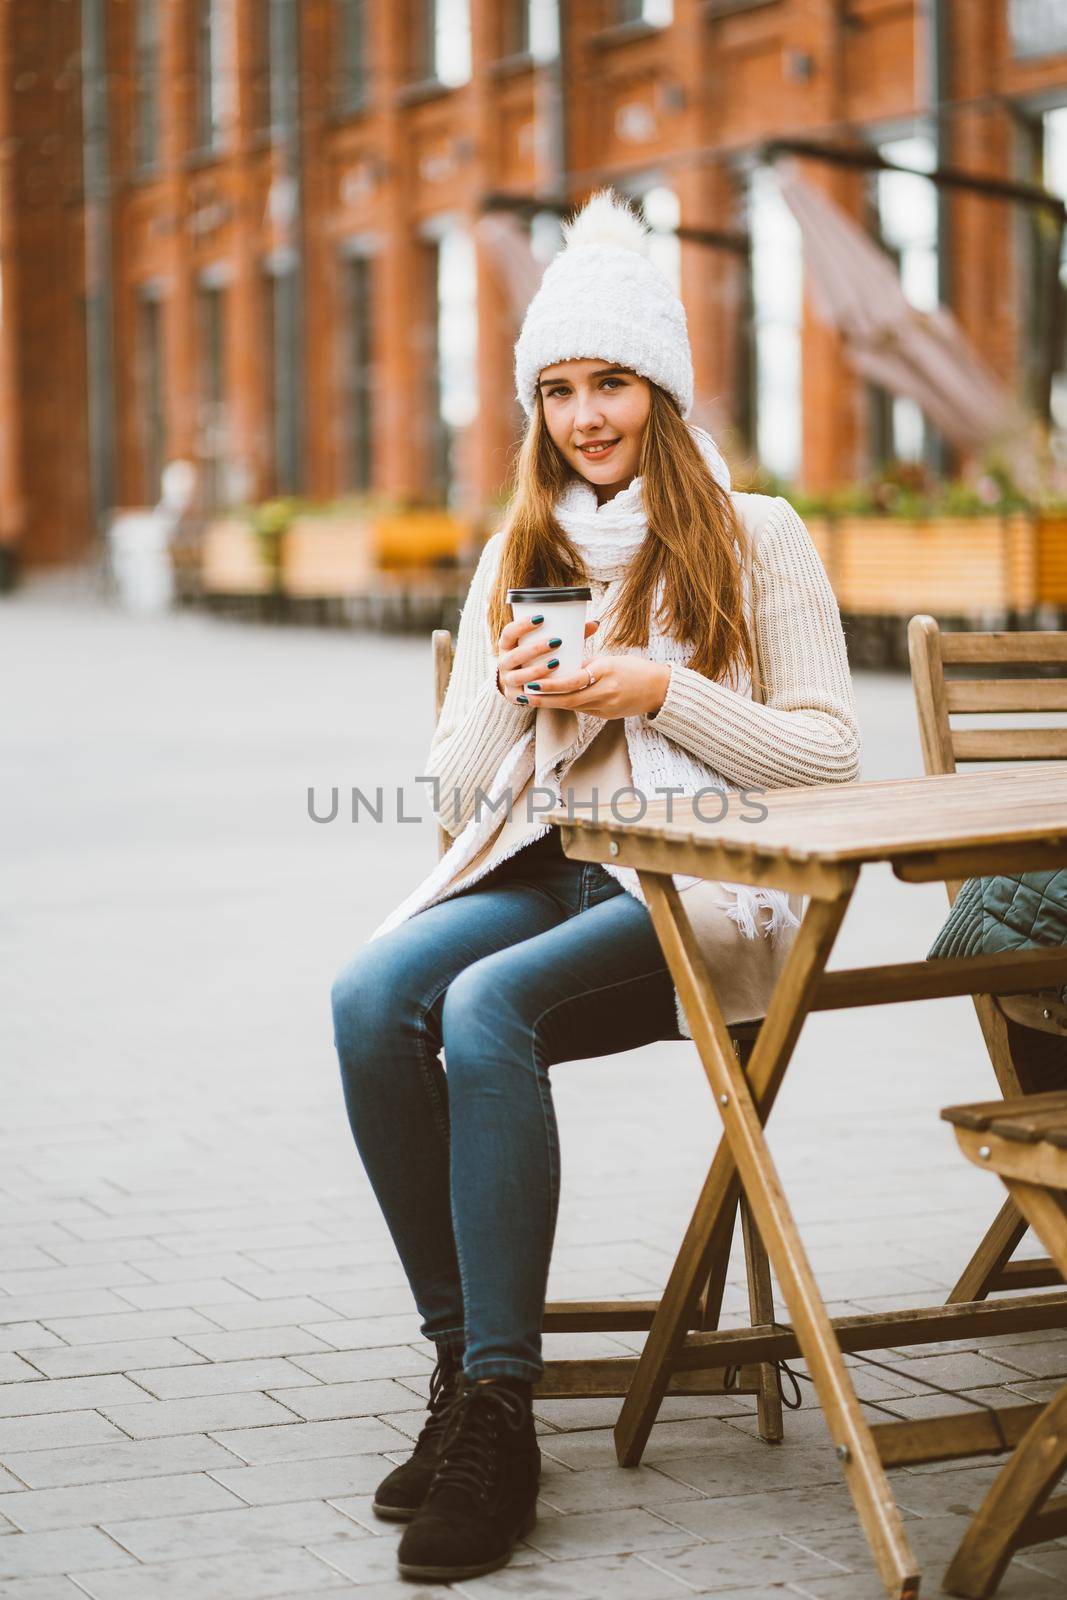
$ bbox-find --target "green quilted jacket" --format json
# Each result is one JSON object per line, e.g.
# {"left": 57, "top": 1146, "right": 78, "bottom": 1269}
{"left": 927, "top": 871, "right": 1067, "bottom": 1005}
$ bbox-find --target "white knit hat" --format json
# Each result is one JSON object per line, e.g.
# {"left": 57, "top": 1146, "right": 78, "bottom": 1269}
{"left": 514, "top": 189, "right": 693, "bottom": 419}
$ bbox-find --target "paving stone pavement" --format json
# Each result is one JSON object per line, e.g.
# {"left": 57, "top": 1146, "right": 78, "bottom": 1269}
{"left": 3, "top": 573, "right": 1066, "bottom": 1598}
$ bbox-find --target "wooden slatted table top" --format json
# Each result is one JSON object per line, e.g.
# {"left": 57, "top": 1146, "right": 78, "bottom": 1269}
{"left": 556, "top": 765, "right": 1067, "bottom": 869}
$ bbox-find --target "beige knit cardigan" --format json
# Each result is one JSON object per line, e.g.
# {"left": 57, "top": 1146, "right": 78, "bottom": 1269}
{"left": 428, "top": 491, "right": 860, "bottom": 836}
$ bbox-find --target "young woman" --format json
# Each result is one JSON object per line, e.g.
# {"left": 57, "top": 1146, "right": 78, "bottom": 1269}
{"left": 330, "top": 190, "right": 860, "bottom": 1583}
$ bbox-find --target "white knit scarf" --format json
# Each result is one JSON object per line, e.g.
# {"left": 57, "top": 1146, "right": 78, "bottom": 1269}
{"left": 370, "top": 425, "right": 799, "bottom": 947}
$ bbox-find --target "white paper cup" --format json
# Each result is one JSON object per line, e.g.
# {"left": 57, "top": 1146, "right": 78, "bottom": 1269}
{"left": 507, "top": 586, "right": 592, "bottom": 693}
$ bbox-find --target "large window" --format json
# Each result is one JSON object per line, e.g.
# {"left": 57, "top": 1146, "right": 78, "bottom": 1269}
{"left": 869, "top": 133, "right": 939, "bottom": 466}
{"left": 194, "top": 0, "right": 227, "bottom": 153}
{"left": 616, "top": 0, "right": 672, "bottom": 23}
{"left": 253, "top": 0, "right": 295, "bottom": 139}
{"left": 251, "top": 2, "right": 269, "bottom": 132}
{"left": 512, "top": 0, "right": 531, "bottom": 54}
{"left": 417, "top": 0, "right": 471, "bottom": 88}
{"left": 511, "top": 0, "right": 559, "bottom": 57}
{"left": 263, "top": 257, "right": 301, "bottom": 494}
{"left": 610, "top": 182, "right": 680, "bottom": 296}
{"left": 1028, "top": 106, "right": 1067, "bottom": 445}
{"left": 137, "top": 292, "right": 166, "bottom": 502}
{"left": 420, "top": 240, "right": 447, "bottom": 497}
{"left": 343, "top": 253, "right": 375, "bottom": 491}
{"left": 639, "top": 185, "right": 680, "bottom": 296}
{"left": 747, "top": 164, "right": 803, "bottom": 481}
{"left": 529, "top": 207, "right": 562, "bottom": 266}
{"left": 197, "top": 282, "right": 228, "bottom": 509}
{"left": 133, "top": 0, "right": 160, "bottom": 172}
{"left": 423, "top": 223, "right": 477, "bottom": 502}
{"left": 335, "top": 0, "right": 369, "bottom": 110}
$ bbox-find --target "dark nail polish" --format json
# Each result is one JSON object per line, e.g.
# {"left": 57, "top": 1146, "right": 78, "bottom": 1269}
{"left": 531, "top": 614, "right": 544, "bottom": 624}
{"left": 548, "top": 636, "right": 562, "bottom": 647}
{"left": 526, "top": 682, "right": 540, "bottom": 690}
{"left": 517, "top": 694, "right": 529, "bottom": 704}
{"left": 547, "top": 658, "right": 559, "bottom": 668}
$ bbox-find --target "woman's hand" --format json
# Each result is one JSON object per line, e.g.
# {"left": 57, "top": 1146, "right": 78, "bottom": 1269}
{"left": 521, "top": 654, "right": 671, "bottom": 719}
{"left": 495, "top": 614, "right": 601, "bottom": 703}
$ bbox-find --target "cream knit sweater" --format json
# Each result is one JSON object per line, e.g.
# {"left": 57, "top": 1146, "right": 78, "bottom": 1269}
{"left": 428, "top": 491, "right": 860, "bottom": 840}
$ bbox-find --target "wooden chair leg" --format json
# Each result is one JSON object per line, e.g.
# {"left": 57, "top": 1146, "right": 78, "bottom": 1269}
{"left": 734, "top": 1031, "right": 784, "bottom": 1444}
{"left": 944, "top": 1176, "right": 1067, "bottom": 1595}
{"left": 1005, "top": 1180, "right": 1067, "bottom": 1282}
{"left": 694, "top": 1194, "right": 737, "bottom": 1332}
{"left": 741, "top": 1193, "right": 784, "bottom": 1443}
{"left": 694, "top": 1033, "right": 761, "bottom": 1337}
{"left": 943, "top": 1383, "right": 1067, "bottom": 1599}
{"left": 689, "top": 1186, "right": 784, "bottom": 1441}
{"left": 690, "top": 1034, "right": 785, "bottom": 1443}
{"left": 668, "top": 1031, "right": 787, "bottom": 1446}
{"left": 946, "top": 1002, "right": 1064, "bottom": 1303}
{"left": 948, "top": 1196, "right": 1029, "bottom": 1303}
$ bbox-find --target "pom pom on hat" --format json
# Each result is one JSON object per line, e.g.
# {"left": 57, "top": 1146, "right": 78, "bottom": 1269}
{"left": 514, "top": 187, "right": 693, "bottom": 419}
{"left": 560, "top": 188, "right": 651, "bottom": 255}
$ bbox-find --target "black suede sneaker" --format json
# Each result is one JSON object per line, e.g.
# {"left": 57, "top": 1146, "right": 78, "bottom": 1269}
{"left": 372, "top": 1342, "right": 465, "bottom": 1522}
{"left": 396, "top": 1377, "right": 541, "bottom": 1581}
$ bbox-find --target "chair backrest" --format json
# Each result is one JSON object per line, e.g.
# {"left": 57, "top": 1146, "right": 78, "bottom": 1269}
{"left": 431, "top": 629, "right": 455, "bottom": 860}
{"left": 907, "top": 613, "right": 1067, "bottom": 1044}
{"left": 907, "top": 615, "right": 1067, "bottom": 776}
{"left": 432, "top": 628, "right": 454, "bottom": 724}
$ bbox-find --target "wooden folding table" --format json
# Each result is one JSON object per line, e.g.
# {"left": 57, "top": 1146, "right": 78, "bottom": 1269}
{"left": 550, "top": 766, "right": 1067, "bottom": 1600}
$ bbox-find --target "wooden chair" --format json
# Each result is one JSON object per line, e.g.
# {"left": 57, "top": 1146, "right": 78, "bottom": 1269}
{"left": 431, "top": 629, "right": 784, "bottom": 1438}
{"left": 908, "top": 616, "right": 1067, "bottom": 1304}
{"left": 940, "top": 1090, "right": 1067, "bottom": 1598}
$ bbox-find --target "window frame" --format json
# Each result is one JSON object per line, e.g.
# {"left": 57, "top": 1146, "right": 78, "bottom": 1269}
{"left": 133, "top": 0, "right": 161, "bottom": 175}
{"left": 341, "top": 250, "right": 376, "bottom": 493}
{"left": 136, "top": 288, "right": 167, "bottom": 502}
{"left": 335, "top": 0, "right": 371, "bottom": 113}
{"left": 196, "top": 278, "right": 229, "bottom": 510}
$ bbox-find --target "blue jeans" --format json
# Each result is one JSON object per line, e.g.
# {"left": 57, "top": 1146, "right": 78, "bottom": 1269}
{"left": 330, "top": 826, "right": 683, "bottom": 1383}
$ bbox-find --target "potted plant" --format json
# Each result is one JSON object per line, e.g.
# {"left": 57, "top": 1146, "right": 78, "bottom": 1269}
{"left": 200, "top": 505, "right": 278, "bottom": 597}
{"left": 281, "top": 496, "right": 380, "bottom": 600}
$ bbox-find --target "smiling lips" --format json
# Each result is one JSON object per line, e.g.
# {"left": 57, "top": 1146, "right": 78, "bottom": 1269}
{"left": 577, "top": 438, "right": 620, "bottom": 458}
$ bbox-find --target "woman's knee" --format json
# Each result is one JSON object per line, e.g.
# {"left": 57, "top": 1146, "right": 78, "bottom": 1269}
{"left": 440, "top": 952, "right": 535, "bottom": 1077}
{"left": 330, "top": 952, "right": 374, "bottom": 1055}
{"left": 330, "top": 934, "right": 424, "bottom": 1055}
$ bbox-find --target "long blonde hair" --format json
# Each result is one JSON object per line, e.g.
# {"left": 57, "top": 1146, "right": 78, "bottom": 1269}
{"left": 487, "top": 383, "right": 758, "bottom": 688}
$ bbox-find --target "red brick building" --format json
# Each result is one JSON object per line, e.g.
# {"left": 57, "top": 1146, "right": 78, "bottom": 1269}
{"left": 6, "top": 0, "right": 1067, "bottom": 569}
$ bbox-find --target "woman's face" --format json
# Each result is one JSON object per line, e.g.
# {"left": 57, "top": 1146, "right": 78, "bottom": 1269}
{"left": 537, "top": 359, "right": 651, "bottom": 503}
